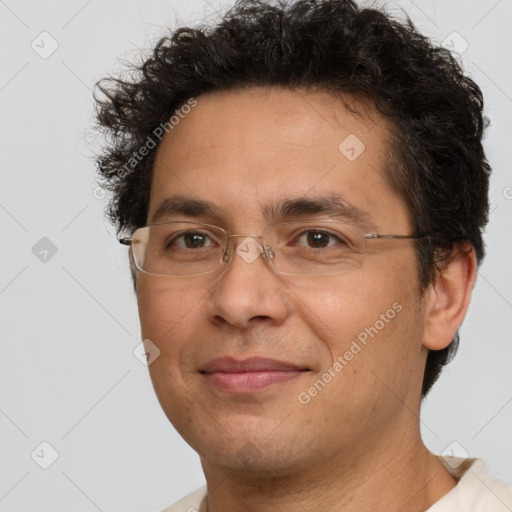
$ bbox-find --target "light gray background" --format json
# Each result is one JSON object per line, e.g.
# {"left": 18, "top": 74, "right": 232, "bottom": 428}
{"left": 0, "top": 1, "right": 511, "bottom": 511}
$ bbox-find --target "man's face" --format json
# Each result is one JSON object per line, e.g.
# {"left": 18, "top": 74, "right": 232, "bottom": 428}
{"left": 136, "top": 87, "right": 429, "bottom": 476}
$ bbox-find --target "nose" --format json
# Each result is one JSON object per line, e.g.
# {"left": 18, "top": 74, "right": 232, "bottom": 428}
{"left": 205, "top": 235, "right": 290, "bottom": 331}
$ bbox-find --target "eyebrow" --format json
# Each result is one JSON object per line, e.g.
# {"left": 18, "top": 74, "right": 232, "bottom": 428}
{"left": 150, "top": 196, "right": 223, "bottom": 224}
{"left": 263, "top": 195, "right": 376, "bottom": 230}
{"left": 149, "top": 194, "right": 376, "bottom": 230}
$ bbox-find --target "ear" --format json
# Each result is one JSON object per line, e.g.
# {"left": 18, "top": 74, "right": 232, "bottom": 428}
{"left": 422, "top": 243, "right": 477, "bottom": 351}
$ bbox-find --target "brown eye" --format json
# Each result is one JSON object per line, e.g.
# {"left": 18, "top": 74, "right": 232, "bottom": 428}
{"left": 167, "top": 231, "right": 215, "bottom": 250}
{"left": 295, "top": 230, "right": 346, "bottom": 249}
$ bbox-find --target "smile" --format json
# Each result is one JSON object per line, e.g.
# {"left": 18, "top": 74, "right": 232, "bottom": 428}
{"left": 200, "top": 357, "right": 310, "bottom": 393}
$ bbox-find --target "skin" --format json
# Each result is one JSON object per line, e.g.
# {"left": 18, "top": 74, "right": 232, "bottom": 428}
{"left": 135, "top": 87, "right": 477, "bottom": 511}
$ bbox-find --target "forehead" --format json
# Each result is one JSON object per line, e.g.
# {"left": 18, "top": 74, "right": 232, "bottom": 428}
{"left": 149, "top": 86, "right": 410, "bottom": 231}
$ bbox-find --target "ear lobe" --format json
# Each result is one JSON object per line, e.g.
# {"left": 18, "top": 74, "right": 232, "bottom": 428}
{"left": 422, "top": 243, "right": 477, "bottom": 351}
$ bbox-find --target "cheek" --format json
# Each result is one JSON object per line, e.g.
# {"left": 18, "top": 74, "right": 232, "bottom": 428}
{"left": 136, "top": 277, "right": 208, "bottom": 353}
{"left": 294, "top": 280, "right": 424, "bottom": 431}
{"left": 288, "top": 267, "right": 412, "bottom": 347}
{"left": 135, "top": 278, "right": 209, "bottom": 423}
{"left": 287, "top": 251, "right": 423, "bottom": 398}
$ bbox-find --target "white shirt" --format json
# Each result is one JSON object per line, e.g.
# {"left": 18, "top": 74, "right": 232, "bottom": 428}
{"left": 160, "top": 455, "right": 512, "bottom": 512}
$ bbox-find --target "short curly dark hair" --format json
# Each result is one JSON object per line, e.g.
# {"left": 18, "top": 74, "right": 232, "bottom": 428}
{"left": 94, "top": 0, "right": 490, "bottom": 397}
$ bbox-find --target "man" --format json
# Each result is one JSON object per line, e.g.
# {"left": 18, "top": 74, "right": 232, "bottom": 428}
{"left": 94, "top": 0, "right": 512, "bottom": 510}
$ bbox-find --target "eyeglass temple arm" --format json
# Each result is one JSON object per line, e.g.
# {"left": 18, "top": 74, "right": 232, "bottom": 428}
{"left": 119, "top": 237, "right": 133, "bottom": 246}
{"left": 364, "top": 234, "right": 431, "bottom": 240}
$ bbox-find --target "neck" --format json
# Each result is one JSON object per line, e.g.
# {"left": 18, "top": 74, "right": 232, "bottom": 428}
{"left": 200, "top": 428, "right": 457, "bottom": 512}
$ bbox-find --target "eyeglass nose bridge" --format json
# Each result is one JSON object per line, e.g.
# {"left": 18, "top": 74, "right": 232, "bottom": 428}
{"left": 221, "top": 234, "right": 274, "bottom": 265}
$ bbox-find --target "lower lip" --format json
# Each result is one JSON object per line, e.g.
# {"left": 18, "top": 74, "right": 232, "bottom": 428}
{"left": 203, "top": 370, "right": 305, "bottom": 393}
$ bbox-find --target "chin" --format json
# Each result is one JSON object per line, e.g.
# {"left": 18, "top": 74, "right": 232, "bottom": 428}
{"left": 188, "top": 421, "right": 314, "bottom": 477}
{"left": 200, "top": 441, "right": 312, "bottom": 481}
